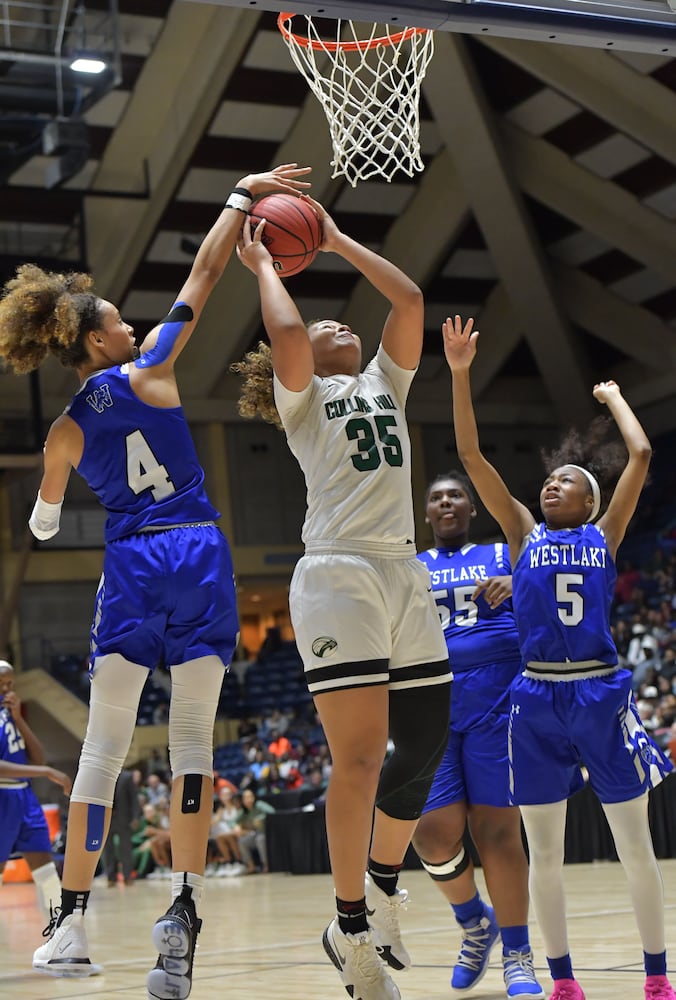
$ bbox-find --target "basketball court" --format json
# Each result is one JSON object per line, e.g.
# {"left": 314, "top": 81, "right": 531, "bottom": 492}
{"left": 2, "top": 861, "right": 675, "bottom": 998}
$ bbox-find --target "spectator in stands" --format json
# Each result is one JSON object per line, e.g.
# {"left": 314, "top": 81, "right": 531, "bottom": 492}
{"left": 236, "top": 788, "right": 275, "bottom": 874}
{"left": 444, "top": 313, "right": 674, "bottom": 1000}
{"left": 660, "top": 647, "right": 676, "bottom": 685}
{"left": 213, "top": 771, "right": 237, "bottom": 797}
{"left": 144, "top": 772, "right": 170, "bottom": 807}
{"left": 257, "top": 626, "right": 283, "bottom": 663}
{"left": 2, "top": 163, "right": 310, "bottom": 995}
{"left": 237, "top": 718, "right": 259, "bottom": 742}
{"left": 259, "top": 708, "right": 290, "bottom": 739}
{"left": 132, "top": 802, "right": 165, "bottom": 880}
{"left": 147, "top": 798, "right": 172, "bottom": 879}
{"left": 146, "top": 748, "right": 169, "bottom": 777}
{"left": 632, "top": 637, "right": 661, "bottom": 693}
{"left": 268, "top": 729, "right": 291, "bottom": 759}
{"left": 246, "top": 748, "right": 270, "bottom": 786}
{"left": 627, "top": 623, "right": 654, "bottom": 671}
{"left": 0, "top": 659, "right": 70, "bottom": 919}
{"left": 103, "top": 768, "right": 142, "bottom": 887}
{"left": 209, "top": 787, "right": 245, "bottom": 875}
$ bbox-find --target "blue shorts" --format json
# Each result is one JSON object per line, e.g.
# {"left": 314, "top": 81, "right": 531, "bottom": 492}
{"left": 0, "top": 785, "right": 51, "bottom": 862}
{"left": 423, "top": 658, "right": 521, "bottom": 812}
{"left": 508, "top": 668, "right": 673, "bottom": 805}
{"left": 90, "top": 524, "right": 239, "bottom": 671}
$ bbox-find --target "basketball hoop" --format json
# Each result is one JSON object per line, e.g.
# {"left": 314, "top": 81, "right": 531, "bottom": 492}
{"left": 277, "top": 13, "right": 434, "bottom": 187}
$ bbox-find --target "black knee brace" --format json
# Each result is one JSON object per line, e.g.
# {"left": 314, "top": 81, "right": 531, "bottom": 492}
{"left": 375, "top": 674, "right": 451, "bottom": 821}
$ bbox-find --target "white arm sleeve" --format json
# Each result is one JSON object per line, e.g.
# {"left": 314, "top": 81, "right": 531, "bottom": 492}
{"left": 29, "top": 493, "right": 63, "bottom": 540}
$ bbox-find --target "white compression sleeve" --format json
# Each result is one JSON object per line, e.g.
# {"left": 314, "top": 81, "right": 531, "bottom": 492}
{"left": 29, "top": 492, "right": 63, "bottom": 540}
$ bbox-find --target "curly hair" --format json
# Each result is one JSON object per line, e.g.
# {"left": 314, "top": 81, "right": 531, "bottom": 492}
{"left": 230, "top": 342, "right": 283, "bottom": 430}
{"left": 0, "top": 263, "right": 102, "bottom": 373}
{"left": 541, "top": 416, "right": 628, "bottom": 515}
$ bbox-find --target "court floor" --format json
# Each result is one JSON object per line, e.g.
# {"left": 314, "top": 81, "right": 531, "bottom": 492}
{"left": 2, "top": 860, "right": 674, "bottom": 999}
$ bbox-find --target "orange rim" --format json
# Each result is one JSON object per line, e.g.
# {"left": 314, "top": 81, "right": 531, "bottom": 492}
{"left": 277, "top": 11, "right": 428, "bottom": 51}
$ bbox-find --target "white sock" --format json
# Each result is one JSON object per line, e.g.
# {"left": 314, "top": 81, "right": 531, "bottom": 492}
{"left": 171, "top": 871, "right": 204, "bottom": 907}
{"left": 31, "top": 861, "right": 62, "bottom": 920}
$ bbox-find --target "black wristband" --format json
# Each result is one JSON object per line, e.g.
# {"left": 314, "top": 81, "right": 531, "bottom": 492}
{"left": 232, "top": 185, "right": 253, "bottom": 199}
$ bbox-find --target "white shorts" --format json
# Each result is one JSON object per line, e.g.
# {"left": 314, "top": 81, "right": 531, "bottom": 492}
{"left": 290, "top": 549, "right": 451, "bottom": 695}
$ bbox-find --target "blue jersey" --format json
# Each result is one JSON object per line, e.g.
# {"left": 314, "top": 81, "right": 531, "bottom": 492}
{"left": 66, "top": 364, "right": 219, "bottom": 542}
{"left": 0, "top": 702, "right": 28, "bottom": 784}
{"left": 418, "top": 542, "right": 520, "bottom": 672}
{"left": 511, "top": 522, "right": 617, "bottom": 667}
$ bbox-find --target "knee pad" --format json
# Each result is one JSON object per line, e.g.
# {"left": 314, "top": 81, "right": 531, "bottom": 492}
{"left": 169, "top": 656, "right": 225, "bottom": 778}
{"left": 376, "top": 679, "right": 450, "bottom": 821}
{"left": 420, "top": 847, "right": 470, "bottom": 882}
{"left": 71, "top": 654, "right": 148, "bottom": 807}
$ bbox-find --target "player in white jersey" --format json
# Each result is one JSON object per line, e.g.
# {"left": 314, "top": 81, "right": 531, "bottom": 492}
{"left": 442, "top": 314, "right": 674, "bottom": 1000}
{"left": 234, "top": 198, "right": 451, "bottom": 1000}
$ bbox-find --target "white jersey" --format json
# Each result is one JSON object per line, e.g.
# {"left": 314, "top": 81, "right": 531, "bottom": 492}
{"left": 274, "top": 345, "right": 416, "bottom": 552}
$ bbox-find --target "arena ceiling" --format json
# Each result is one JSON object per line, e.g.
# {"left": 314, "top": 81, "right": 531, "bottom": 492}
{"left": 3, "top": 0, "right": 676, "bottom": 453}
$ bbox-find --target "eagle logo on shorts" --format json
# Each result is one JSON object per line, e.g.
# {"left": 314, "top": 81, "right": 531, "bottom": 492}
{"left": 312, "top": 636, "right": 338, "bottom": 658}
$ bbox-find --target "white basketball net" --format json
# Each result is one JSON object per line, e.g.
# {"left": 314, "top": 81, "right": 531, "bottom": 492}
{"left": 278, "top": 15, "right": 435, "bottom": 187}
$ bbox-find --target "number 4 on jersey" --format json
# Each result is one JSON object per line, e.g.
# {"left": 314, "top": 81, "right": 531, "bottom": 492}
{"left": 125, "top": 429, "right": 175, "bottom": 501}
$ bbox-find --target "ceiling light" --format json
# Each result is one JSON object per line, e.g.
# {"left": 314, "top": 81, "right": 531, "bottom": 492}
{"left": 69, "top": 54, "right": 107, "bottom": 74}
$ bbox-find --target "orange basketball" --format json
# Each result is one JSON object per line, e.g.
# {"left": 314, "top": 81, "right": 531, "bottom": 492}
{"left": 248, "top": 195, "right": 322, "bottom": 278}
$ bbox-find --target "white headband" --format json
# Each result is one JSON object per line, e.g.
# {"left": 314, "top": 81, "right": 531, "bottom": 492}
{"left": 567, "top": 465, "right": 601, "bottom": 523}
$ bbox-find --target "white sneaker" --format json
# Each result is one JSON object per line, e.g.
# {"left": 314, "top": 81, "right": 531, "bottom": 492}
{"left": 33, "top": 912, "right": 103, "bottom": 977}
{"left": 365, "top": 872, "right": 411, "bottom": 970}
{"left": 322, "top": 917, "right": 401, "bottom": 1000}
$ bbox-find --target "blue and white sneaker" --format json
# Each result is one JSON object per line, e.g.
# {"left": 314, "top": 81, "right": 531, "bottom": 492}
{"left": 503, "top": 948, "right": 546, "bottom": 998}
{"left": 451, "top": 903, "right": 500, "bottom": 991}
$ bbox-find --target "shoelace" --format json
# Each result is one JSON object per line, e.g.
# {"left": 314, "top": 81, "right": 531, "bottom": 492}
{"left": 503, "top": 949, "right": 538, "bottom": 986}
{"left": 457, "top": 918, "right": 493, "bottom": 971}
{"left": 352, "top": 936, "right": 392, "bottom": 986}
{"left": 377, "top": 889, "right": 409, "bottom": 934}
{"left": 41, "top": 903, "right": 62, "bottom": 939}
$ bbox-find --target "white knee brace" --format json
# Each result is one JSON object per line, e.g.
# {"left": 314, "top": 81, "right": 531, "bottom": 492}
{"left": 70, "top": 654, "right": 148, "bottom": 807}
{"left": 168, "top": 656, "right": 226, "bottom": 778}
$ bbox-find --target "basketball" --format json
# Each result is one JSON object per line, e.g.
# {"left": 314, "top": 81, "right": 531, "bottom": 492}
{"left": 248, "top": 194, "right": 322, "bottom": 277}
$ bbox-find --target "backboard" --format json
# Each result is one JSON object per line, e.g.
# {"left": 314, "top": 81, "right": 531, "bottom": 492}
{"left": 185, "top": 0, "right": 676, "bottom": 55}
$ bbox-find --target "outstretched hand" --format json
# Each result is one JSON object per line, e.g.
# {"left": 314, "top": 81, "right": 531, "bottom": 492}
{"left": 239, "top": 163, "right": 312, "bottom": 199}
{"left": 46, "top": 767, "right": 72, "bottom": 797}
{"left": 592, "top": 380, "right": 621, "bottom": 405}
{"left": 442, "top": 315, "right": 479, "bottom": 371}
{"left": 237, "top": 216, "right": 272, "bottom": 274}
{"left": 472, "top": 574, "right": 512, "bottom": 609}
{"left": 298, "top": 195, "right": 340, "bottom": 252}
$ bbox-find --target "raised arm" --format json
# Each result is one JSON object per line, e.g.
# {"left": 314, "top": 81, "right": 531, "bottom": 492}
{"left": 237, "top": 216, "right": 315, "bottom": 391}
{"left": 305, "top": 196, "right": 423, "bottom": 370}
{"left": 135, "top": 164, "right": 311, "bottom": 373}
{"left": 594, "top": 381, "right": 651, "bottom": 558}
{"left": 443, "top": 315, "right": 534, "bottom": 556}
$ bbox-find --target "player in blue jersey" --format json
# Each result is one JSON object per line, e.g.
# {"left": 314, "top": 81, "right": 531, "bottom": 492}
{"left": 442, "top": 314, "right": 674, "bottom": 1000}
{"left": 0, "top": 163, "right": 310, "bottom": 999}
{"left": 0, "top": 660, "right": 71, "bottom": 919}
{"left": 415, "top": 473, "right": 544, "bottom": 999}
{"left": 234, "top": 202, "right": 451, "bottom": 1000}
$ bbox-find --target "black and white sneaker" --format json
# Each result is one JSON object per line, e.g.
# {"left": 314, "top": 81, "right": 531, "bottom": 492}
{"left": 322, "top": 917, "right": 401, "bottom": 1000}
{"left": 146, "top": 886, "right": 202, "bottom": 1000}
